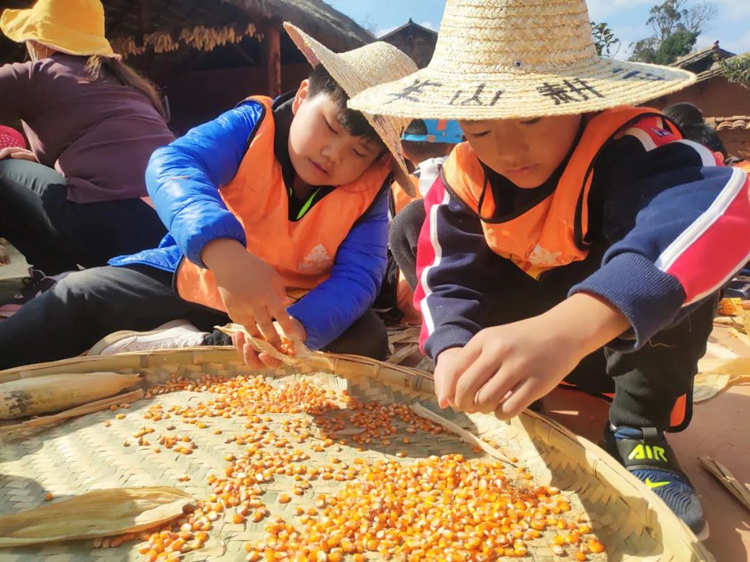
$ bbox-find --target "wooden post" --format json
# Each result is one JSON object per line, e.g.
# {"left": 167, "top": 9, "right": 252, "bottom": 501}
{"left": 136, "top": 0, "right": 152, "bottom": 49}
{"left": 264, "top": 25, "right": 281, "bottom": 97}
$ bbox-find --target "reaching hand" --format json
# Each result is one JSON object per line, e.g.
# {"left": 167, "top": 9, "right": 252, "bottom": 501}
{"left": 433, "top": 293, "right": 630, "bottom": 419}
{"left": 231, "top": 316, "right": 306, "bottom": 369}
{"left": 202, "top": 238, "right": 305, "bottom": 351}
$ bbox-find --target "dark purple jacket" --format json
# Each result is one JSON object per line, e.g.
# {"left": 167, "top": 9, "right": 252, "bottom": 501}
{"left": 0, "top": 53, "right": 174, "bottom": 203}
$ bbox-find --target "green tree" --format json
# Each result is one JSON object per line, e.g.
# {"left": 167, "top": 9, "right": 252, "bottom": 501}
{"left": 591, "top": 21, "right": 620, "bottom": 58}
{"left": 720, "top": 54, "right": 750, "bottom": 88}
{"left": 629, "top": 0, "right": 716, "bottom": 65}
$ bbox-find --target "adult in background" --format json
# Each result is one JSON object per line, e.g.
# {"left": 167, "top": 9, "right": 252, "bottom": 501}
{"left": 0, "top": 124, "right": 26, "bottom": 265}
{"left": 0, "top": 0, "right": 173, "bottom": 293}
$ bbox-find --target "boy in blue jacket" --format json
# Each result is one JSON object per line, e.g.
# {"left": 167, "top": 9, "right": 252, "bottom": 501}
{"left": 0, "top": 23, "right": 417, "bottom": 369}
{"left": 350, "top": 0, "right": 750, "bottom": 537}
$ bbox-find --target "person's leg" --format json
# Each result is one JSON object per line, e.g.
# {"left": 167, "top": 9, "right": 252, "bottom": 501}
{"left": 0, "top": 265, "right": 220, "bottom": 369}
{"left": 602, "top": 294, "right": 717, "bottom": 537}
{"left": 606, "top": 294, "right": 716, "bottom": 430}
{"left": 390, "top": 200, "right": 425, "bottom": 290}
{"left": 322, "top": 309, "right": 389, "bottom": 360}
{"left": 0, "top": 159, "right": 78, "bottom": 273}
{"left": 53, "top": 198, "right": 167, "bottom": 267}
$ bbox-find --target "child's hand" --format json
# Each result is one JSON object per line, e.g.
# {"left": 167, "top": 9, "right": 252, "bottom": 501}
{"left": 434, "top": 318, "right": 583, "bottom": 419}
{"left": 202, "top": 238, "right": 303, "bottom": 346}
{"left": 433, "top": 293, "right": 630, "bottom": 419}
{"left": 231, "top": 317, "right": 307, "bottom": 369}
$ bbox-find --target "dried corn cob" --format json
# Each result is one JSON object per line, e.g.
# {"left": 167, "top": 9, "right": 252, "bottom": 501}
{"left": 0, "top": 372, "right": 142, "bottom": 419}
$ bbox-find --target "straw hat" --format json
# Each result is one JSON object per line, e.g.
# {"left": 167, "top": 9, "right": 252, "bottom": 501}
{"left": 349, "top": 0, "right": 696, "bottom": 121}
{"left": 283, "top": 22, "right": 418, "bottom": 196}
{"left": 0, "top": 0, "right": 115, "bottom": 58}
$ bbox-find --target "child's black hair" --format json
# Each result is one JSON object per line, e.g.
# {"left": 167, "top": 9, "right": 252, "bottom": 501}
{"left": 681, "top": 122, "right": 728, "bottom": 159}
{"left": 307, "top": 64, "right": 385, "bottom": 150}
{"left": 663, "top": 102, "right": 704, "bottom": 129}
{"left": 404, "top": 119, "right": 428, "bottom": 137}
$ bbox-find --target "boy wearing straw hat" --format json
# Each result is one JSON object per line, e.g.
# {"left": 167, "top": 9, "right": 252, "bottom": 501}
{"left": 350, "top": 0, "right": 750, "bottom": 537}
{"left": 0, "top": 23, "right": 417, "bottom": 369}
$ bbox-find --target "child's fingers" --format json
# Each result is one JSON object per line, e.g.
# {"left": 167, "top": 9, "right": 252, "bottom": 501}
{"left": 434, "top": 348, "right": 474, "bottom": 409}
{"left": 258, "top": 352, "right": 282, "bottom": 369}
{"left": 275, "top": 313, "right": 304, "bottom": 343}
{"left": 493, "top": 380, "right": 534, "bottom": 419}
{"left": 241, "top": 341, "right": 264, "bottom": 369}
{"left": 473, "top": 368, "right": 519, "bottom": 413}
{"left": 453, "top": 353, "right": 502, "bottom": 413}
{"left": 254, "top": 306, "right": 279, "bottom": 346}
{"left": 231, "top": 331, "right": 245, "bottom": 349}
{"left": 229, "top": 307, "right": 259, "bottom": 338}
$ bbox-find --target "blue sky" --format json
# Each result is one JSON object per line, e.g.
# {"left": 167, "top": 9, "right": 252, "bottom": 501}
{"left": 326, "top": 0, "right": 750, "bottom": 59}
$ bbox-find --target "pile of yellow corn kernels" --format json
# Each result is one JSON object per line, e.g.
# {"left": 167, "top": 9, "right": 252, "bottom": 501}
{"left": 106, "top": 373, "right": 605, "bottom": 561}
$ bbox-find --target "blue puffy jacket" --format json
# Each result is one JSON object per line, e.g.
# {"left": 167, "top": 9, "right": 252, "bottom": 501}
{"left": 110, "top": 100, "right": 389, "bottom": 350}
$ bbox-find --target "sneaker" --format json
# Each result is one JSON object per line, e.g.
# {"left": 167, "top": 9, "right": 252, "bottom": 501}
{"left": 604, "top": 425, "right": 708, "bottom": 539}
{"left": 87, "top": 319, "right": 207, "bottom": 355}
{"left": 0, "top": 267, "right": 65, "bottom": 318}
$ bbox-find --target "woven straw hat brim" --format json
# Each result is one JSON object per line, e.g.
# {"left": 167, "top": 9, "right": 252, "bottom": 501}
{"left": 283, "top": 22, "right": 418, "bottom": 196}
{"left": 0, "top": 5, "right": 115, "bottom": 57}
{"left": 349, "top": 58, "right": 696, "bottom": 121}
{"left": 348, "top": 0, "right": 696, "bottom": 121}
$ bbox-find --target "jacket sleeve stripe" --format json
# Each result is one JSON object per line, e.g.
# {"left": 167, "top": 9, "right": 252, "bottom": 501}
{"left": 675, "top": 139, "right": 723, "bottom": 167}
{"left": 656, "top": 168, "right": 750, "bottom": 304}
{"left": 415, "top": 184, "right": 451, "bottom": 350}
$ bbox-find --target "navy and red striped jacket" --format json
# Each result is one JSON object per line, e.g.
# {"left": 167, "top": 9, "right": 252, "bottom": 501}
{"left": 415, "top": 111, "right": 750, "bottom": 359}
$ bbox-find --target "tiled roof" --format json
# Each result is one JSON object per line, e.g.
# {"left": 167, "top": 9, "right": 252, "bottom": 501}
{"left": 673, "top": 42, "right": 735, "bottom": 71}
{"left": 705, "top": 116, "right": 750, "bottom": 131}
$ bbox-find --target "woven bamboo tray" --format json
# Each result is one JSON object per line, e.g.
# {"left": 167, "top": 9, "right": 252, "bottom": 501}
{"left": 0, "top": 348, "right": 713, "bottom": 561}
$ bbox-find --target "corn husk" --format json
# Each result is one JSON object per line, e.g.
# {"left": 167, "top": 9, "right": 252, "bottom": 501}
{"left": 216, "top": 323, "right": 328, "bottom": 369}
{"left": 693, "top": 373, "right": 734, "bottom": 402}
{"left": 0, "top": 372, "right": 142, "bottom": 419}
{"left": 0, "top": 487, "right": 193, "bottom": 547}
{"left": 699, "top": 457, "right": 750, "bottom": 513}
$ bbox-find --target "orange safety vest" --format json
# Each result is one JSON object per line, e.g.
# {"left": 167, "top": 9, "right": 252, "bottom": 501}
{"left": 176, "top": 96, "right": 392, "bottom": 312}
{"left": 443, "top": 107, "right": 682, "bottom": 279}
{"left": 391, "top": 174, "right": 420, "bottom": 215}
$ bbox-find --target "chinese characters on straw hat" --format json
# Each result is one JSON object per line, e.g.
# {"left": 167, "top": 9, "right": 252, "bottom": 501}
{"left": 348, "top": 0, "right": 696, "bottom": 121}
{"left": 283, "top": 22, "right": 419, "bottom": 196}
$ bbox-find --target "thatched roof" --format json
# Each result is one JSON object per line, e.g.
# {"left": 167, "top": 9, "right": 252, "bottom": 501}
{"left": 106, "top": 0, "right": 372, "bottom": 55}
{"left": 0, "top": 0, "right": 373, "bottom": 62}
